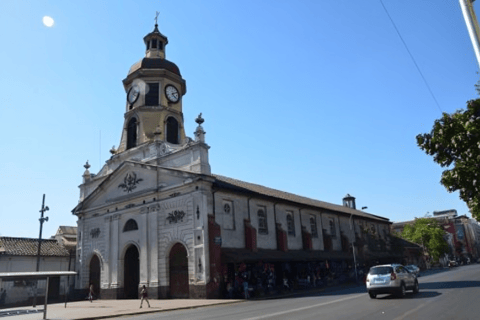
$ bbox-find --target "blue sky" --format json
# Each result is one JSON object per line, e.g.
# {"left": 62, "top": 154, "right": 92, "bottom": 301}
{"left": 0, "top": 0, "right": 478, "bottom": 238}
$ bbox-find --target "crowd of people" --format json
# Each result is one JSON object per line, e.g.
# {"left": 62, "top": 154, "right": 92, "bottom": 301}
{"left": 222, "top": 260, "right": 372, "bottom": 299}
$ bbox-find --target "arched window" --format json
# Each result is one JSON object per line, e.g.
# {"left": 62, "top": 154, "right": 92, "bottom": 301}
{"left": 166, "top": 117, "right": 179, "bottom": 144}
{"left": 258, "top": 209, "right": 268, "bottom": 234}
{"left": 123, "top": 219, "right": 138, "bottom": 232}
{"left": 127, "top": 118, "right": 138, "bottom": 149}
{"left": 287, "top": 213, "right": 295, "bottom": 236}
{"left": 310, "top": 216, "right": 318, "bottom": 238}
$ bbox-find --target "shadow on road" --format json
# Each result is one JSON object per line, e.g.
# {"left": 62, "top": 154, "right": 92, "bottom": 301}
{"left": 420, "top": 281, "right": 480, "bottom": 290}
{"left": 375, "top": 291, "right": 441, "bottom": 300}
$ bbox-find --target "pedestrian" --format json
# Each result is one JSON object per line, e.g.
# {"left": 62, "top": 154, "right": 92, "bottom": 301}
{"left": 88, "top": 284, "right": 94, "bottom": 303}
{"left": 140, "top": 285, "right": 150, "bottom": 308}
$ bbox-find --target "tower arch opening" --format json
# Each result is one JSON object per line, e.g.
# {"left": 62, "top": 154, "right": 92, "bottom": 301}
{"left": 166, "top": 116, "right": 179, "bottom": 144}
{"left": 127, "top": 118, "right": 138, "bottom": 149}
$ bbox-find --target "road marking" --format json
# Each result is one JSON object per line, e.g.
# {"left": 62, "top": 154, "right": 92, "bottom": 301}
{"left": 245, "top": 294, "right": 363, "bottom": 320}
{"left": 392, "top": 303, "right": 425, "bottom": 320}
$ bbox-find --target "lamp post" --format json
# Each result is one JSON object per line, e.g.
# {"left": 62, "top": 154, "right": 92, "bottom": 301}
{"left": 349, "top": 214, "right": 358, "bottom": 282}
{"left": 33, "top": 194, "right": 49, "bottom": 308}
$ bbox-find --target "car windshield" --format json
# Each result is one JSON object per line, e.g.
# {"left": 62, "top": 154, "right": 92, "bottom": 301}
{"left": 369, "top": 266, "right": 393, "bottom": 275}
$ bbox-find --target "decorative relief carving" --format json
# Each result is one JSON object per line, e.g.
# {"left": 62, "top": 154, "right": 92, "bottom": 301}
{"left": 125, "top": 203, "right": 135, "bottom": 209}
{"left": 90, "top": 228, "right": 101, "bottom": 238}
{"left": 166, "top": 210, "right": 186, "bottom": 224}
{"left": 169, "top": 192, "right": 181, "bottom": 198}
{"left": 118, "top": 172, "right": 143, "bottom": 193}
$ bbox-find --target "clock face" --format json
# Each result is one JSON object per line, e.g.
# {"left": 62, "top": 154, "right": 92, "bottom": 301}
{"left": 127, "top": 85, "right": 140, "bottom": 104}
{"left": 165, "top": 85, "right": 179, "bottom": 103}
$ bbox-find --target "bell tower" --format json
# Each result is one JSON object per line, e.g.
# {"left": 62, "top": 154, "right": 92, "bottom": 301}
{"left": 117, "top": 19, "right": 187, "bottom": 152}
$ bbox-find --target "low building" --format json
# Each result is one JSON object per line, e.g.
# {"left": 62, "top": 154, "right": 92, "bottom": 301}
{"left": 391, "top": 210, "right": 480, "bottom": 263}
{"left": 0, "top": 237, "right": 71, "bottom": 307}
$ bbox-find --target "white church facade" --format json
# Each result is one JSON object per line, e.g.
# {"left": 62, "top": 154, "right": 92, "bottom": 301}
{"left": 73, "top": 22, "right": 396, "bottom": 300}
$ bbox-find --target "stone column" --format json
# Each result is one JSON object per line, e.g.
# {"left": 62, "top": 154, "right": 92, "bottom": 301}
{"left": 102, "top": 217, "right": 111, "bottom": 293}
{"left": 110, "top": 215, "right": 120, "bottom": 297}
{"left": 140, "top": 211, "right": 149, "bottom": 288}
{"left": 149, "top": 209, "right": 159, "bottom": 298}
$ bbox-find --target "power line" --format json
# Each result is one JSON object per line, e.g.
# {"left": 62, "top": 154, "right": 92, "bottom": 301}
{"left": 379, "top": 0, "right": 443, "bottom": 114}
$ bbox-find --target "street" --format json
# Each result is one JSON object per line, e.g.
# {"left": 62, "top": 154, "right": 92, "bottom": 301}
{"left": 125, "top": 264, "right": 480, "bottom": 320}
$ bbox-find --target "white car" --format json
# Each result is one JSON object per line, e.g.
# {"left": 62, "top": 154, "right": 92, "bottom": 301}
{"left": 405, "top": 264, "right": 420, "bottom": 277}
{"left": 366, "top": 264, "right": 419, "bottom": 299}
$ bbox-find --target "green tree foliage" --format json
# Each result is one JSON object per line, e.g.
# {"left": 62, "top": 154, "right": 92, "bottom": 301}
{"left": 402, "top": 218, "right": 448, "bottom": 261}
{"left": 416, "top": 99, "right": 480, "bottom": 220}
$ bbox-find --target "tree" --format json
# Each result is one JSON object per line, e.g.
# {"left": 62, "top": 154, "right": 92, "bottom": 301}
{"left": 416, "top": 99, "right": 480, "bottom": 220}
{"left": 401, "top": 218, "right": 448, "bottom": 262}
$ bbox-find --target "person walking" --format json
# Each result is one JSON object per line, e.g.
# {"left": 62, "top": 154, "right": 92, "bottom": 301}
{"left": 88, "top": 284, "right": 94, "bottom": 303}
{"left": 140, "top": 285, "right": 150, "bottom": 308}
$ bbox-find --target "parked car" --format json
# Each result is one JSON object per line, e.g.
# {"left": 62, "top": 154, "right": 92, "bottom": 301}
{"left": 366, "top": 264, "right": 419, "bottom": 299}
{"left": 449, "top": 260, "right": 457, "bottom": 267}
{"left": 405, "top": 264, "right": 420, "bottom": 277}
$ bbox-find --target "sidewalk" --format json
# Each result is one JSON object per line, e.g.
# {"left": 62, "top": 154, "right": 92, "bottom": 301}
{"left": 0, "top": 298, "right": 244, "bottom": 320}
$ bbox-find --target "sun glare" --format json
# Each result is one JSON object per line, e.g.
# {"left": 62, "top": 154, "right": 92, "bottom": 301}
{"left": 42, "top": 16, "right": 54, "bottom": 27}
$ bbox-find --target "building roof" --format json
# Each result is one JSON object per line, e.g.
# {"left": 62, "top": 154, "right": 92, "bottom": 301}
{"left": 0, "top": 237, "right": 70, "bottom": 257}
{"left": 56, "top": 226, "right": 77, "bottom": 235}
{"left": 213, "top": 175, "right": 390, "bottom": 222}
{"left": 128, "top": 58, "right": 181, "bottom": 76}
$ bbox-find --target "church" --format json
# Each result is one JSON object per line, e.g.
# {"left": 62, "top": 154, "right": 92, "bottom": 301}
{"left": 73, "top": 22, "right": 395, "bottom": 300}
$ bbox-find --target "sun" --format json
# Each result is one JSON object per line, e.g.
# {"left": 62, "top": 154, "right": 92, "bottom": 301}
{"left": 42, "top": 16, "right": 54, "bottom": 27}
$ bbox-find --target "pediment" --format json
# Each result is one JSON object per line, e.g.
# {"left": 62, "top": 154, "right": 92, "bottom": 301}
{"left": 79, "top": 162, "right": 200, "bottom": 211}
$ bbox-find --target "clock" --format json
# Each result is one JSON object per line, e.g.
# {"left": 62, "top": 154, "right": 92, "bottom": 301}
{"left": 165, "top": 84, "right": 179, "bottom": 103}
{"left": 127, "top": 85, "right": 140, "bottom": 104}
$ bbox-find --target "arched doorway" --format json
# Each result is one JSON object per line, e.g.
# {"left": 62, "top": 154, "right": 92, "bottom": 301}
{"left": 124, "top": 245, "right": 139, "bottom": 299}
{"left": 169, "top": 243, "right": 189, "bottom": 298}
{"left": 89, "top": 255, "right": 101, "bottom": 298}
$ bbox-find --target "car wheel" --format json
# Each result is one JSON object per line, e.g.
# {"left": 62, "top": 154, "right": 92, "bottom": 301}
{"left": 369, "top": 292, "right": 376, "bottom": 299}
{"left": 413, "top": 280, "right": 419, "bottom": 294}
{"left": 398, "top": 283, "right": 406, "bottom": 298}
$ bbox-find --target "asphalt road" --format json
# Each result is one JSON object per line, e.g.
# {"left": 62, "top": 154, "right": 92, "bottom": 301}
{"left": 123, "top": 265, "right": 480, "bottom": 320}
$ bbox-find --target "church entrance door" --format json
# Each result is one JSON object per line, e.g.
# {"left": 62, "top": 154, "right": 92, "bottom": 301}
{"left": 169, "top": 243, "right": 189, "bottom": 298}
{"left": 124, "top": 245, "right": 139, "bottom": 299}
{"left": 89, "top": 255, "right": 101, "bottom": 298}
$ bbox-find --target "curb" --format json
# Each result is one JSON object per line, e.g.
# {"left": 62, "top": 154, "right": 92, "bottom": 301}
{"left": 73, "top": 300, "right": 245, "bottom": 320}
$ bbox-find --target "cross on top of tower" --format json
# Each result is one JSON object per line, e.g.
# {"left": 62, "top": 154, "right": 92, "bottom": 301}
{"left": 155, "top": 11, "right": 160, "bottom": 26}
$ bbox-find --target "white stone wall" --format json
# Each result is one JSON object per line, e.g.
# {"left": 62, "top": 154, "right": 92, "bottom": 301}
{"left": 77, "top": 189, "right": 209, "bottom": 292}
{"left": 214, "top": 191, "right": 246, "bottom": 249}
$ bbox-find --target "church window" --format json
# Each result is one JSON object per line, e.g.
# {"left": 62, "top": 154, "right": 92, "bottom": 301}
{"left": 147, "top": 41, "right": 150, "bottom": 50}
{"left": 329, "top": 218, "right": 336, "bottom": 236}
{"left": 145, "top": 82, "right": 159, "bottom": 106}
{"left": 127, "top": 117, "right": 137, "bottom": 149}
{"left": 123, "top": 219, "right": 138, "bottom": 232}
{"left": 287, "top": 212, "right": 295, "bottom": 236}
{"left": 152, "top": 39, "right": 157, "bottom": 49}
{"left": 223, "top": 201, "right": 235, "bottom": 230}
{"left": 258, "top": 209, "right": 268, "bottom": 234}
{"left": 166, "top": 116, "right": 179, "bottom": 144}
{"left": 310, "top": 216, "right": 318, "bottom": 238}
{"left": 158, "top": 41, "right": 163, "bottom": 50}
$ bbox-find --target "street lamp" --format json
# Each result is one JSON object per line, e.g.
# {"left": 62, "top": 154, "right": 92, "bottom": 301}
{"left": 349, "top": 214, "right": 358, "bottom": 282}
{"left": 33, "top": 194, "right": 49, "bottom": 308}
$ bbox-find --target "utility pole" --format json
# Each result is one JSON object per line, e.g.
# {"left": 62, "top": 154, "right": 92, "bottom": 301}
{"left": 33, "top": 194, "right": 49, "bottom": 308}
{"left": 459, "top": 0, "right": 480, "bottom": 68}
